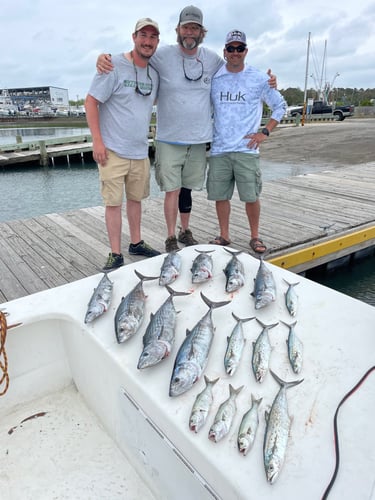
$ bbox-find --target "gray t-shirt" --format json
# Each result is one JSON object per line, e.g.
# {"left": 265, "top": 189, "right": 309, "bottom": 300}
{"left": 88, "top": 53, "right": 158, "bottom": 159}
{"left": 151, "top": 45, "right": 223, "bottom": 144}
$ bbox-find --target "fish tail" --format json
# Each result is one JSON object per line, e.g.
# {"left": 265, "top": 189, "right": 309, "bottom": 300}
{"left": 232, "top": 312, "right": 255, "bottom": 324}
{"left": 256, "top": 318, "right": 279, "bottom": 330}
{"left": 283, "top": 278, "right": 300, "bottom": 287}
{"left": 251, "top": 393, "right": 263, "bottom": 406}
{"left": 200, "top": 292, "right": 231, "bottom": 310}
{"left": 223, "top": 247, "right": 242, "bottom": 256}
{"left": 280, "top": 319, "right": 297, "bottom": 328}
{"left": 165, "top": 285, "right": 191, "bottom": 297}
{"left": 229, "top": 384, "right": 244, "bottom": 396}
{"left": 134, "top": 269, "right": 159, "bottom": 282}
{"left": 194, "top": 249, "right": 215, "bottom": 255}
{"left": 205, "top": 375, "right": 220, "bottom": 386}
{"left": 270, "top": 370, "right": 303, "bottom": 389}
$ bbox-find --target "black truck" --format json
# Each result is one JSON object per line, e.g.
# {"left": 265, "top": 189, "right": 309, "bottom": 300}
{"left": 289, "top": 101, "right": 354, "bottom": 121}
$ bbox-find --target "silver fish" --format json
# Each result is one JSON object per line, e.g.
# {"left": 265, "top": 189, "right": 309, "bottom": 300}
{"left": 284, "top": 279, "right": 299, "bottom": 317}
{"left": 159, "top": 251, "right": 182, "bottom": 286}
{"left": 251, "top": 256, "right": 276, "bottom": 309}
{"left": 223, "top": 248, "right": 245, "bottom": 293}
{"left": 191, "top": 249, "right": 215, "bottom": 283}
{"left": 84, "top": 272, "right": 113, "bottom": 323}
{"left": 252, "top": 319, "right": 278, "bottom": 383}
{"left": 263, "top": 370, "right": 303, "bottom": 484}
{"left": 114, "top": 269, "right": 158, "bottom": 344}
{"left": 189, "top": 375, "right": 219, "bottom": 433}
{"left": 281, "top": 320, "right": 303, "bottom": 374}
{"left": 224, "top": 313, "right": 254, "bottom": 376}
{"left": 208, "top": 384, "right": 243, "bottom": 442}
{"left": 169, "top": 292, "right": 230, "bottom": 397}
{"left": 237, "top": 394, "right": 263, "bottom": 456}
{"left": 137, "top": 286, "right": 191, "bottom": 369}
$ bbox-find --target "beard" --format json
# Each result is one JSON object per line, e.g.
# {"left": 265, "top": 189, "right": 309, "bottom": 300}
{"left": 177, "top": 33, "right": 203, "bottom": 50}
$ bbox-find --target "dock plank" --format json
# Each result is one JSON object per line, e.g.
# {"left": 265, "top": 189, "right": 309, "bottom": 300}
{"left": 0, "top": 163, "right": 374, "bottom": 304}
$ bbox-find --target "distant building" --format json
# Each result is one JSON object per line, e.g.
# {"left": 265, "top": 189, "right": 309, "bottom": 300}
{"left": 2, "top": 86, "right": 69, "bottom": 110}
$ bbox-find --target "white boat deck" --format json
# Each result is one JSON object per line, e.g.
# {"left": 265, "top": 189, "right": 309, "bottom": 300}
{"left": 0, "top": 384, "right": 155, "bottom": 500}
{"left": 1, "top": 246, "right": 374, "bottom": 499}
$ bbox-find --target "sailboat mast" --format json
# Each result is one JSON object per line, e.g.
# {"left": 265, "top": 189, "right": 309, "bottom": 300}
{"left": 302, "top": 32, "right": 311, "bottom": 126}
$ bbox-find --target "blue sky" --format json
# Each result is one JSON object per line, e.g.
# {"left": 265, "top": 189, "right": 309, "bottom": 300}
{"left": 1, "top": 0, "right": 374, "bottom": 101}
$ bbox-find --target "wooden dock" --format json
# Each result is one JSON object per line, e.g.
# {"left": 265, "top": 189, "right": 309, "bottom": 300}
{"left": 1, "top": 162, "right": 374, "bottom": 305}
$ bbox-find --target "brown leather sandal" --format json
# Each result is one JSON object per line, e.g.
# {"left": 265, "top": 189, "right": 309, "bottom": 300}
{"left": 209, "top": 236, "right": 231, "bottom": 246}
{"left": 250, "top": 238, "right": 267, "bottom": 253}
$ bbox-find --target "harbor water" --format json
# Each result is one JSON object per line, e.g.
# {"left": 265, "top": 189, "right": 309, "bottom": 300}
{"left": 0, "top": 128, "right": 374, "bottom": 307}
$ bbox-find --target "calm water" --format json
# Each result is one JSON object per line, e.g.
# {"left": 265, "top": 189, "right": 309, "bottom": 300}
{"left": 0, "top": 128, "right": 374, "bottom": 307}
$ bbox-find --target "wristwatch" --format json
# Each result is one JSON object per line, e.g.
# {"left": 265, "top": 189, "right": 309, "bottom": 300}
{"left": 261, "top": 128, "right": 270, "bottom": 136}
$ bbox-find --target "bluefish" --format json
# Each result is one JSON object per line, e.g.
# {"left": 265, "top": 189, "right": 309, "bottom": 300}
{"left": 169, "top": 292, "right": 230, "bottom": 397}
{"left": 223, "top": 248, "right": 245, "bottom": 293}
{"left": 224, "top": 312, "right": 254, "bottom": 376}
{"left": 252, "top": 318, "right": 278, "bottom": 383}
{"left": 237, "top": 394, "right": 263, "bottom": 456}
{"left": 251, "top": 256, "right": 276, "bottom": 309}
{"left": 281, "top": 320, "right": 303, "bottom": 374}
{"left": 283, "top": 279, "right": 299, "bottom": 317}
{"left": 159, "top": 251, "right": 182, "bottom": 286}
{"left": 208, "top": 384, "right": 243, "bottom": 442}
{"left": 84, "top": 272, "right": 113, "bottom": 323}
{"left": 114, "top": 269, "right": 158, "bottom": 343}
{"left": 189, "top": 375, "right": 219, "bottom": 433}
{"left": 190, "top": 249, "right": 215, "bottom": 283}
{"left": 137, "top": 285, "right": 191, "bottom": 369}
{"left": 263, "top": 370, "right": 303, "bottom": 484}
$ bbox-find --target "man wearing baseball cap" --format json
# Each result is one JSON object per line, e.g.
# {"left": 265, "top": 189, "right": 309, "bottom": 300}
{"left": 207, "top": 30, "right": 287, "bottom": 253}
{"left": 95, "top": 7, "right": 277, "bottom": 253}
{"left": 85, "top": 18, "right": 161, "bottom": 270}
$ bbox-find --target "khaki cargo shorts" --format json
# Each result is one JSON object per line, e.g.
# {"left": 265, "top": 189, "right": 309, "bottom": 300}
{"left": 154, "top": 141, "right": 207, "bottom": 192}
{"left": 98, "top": 149, "right": 150, "bottom": 206}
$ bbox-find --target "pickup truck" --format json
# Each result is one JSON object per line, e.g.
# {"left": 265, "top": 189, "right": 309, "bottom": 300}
{"left": 288, "top": 101, "right": 354, "bottom": 121}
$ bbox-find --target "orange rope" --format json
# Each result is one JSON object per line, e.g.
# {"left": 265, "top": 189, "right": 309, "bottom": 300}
{"left": 0, "top": 311, "right": 9, "bottom": 396}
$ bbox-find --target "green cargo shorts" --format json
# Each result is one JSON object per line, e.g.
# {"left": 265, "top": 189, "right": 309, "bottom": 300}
{"left": 207, "top": 152, "right": 262, "bottom": 202}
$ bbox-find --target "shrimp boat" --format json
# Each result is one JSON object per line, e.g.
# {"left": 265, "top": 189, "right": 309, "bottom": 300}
{"left": 1, "top": 246, "right": 374, "bottom": 499}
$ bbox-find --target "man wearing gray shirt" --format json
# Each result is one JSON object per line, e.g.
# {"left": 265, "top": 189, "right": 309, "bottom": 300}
{"left": 85, "top": 18, "right": 161, "bottom": 271}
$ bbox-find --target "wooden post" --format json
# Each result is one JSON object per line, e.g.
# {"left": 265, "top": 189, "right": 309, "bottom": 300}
{"left": 39, "top": 140, "right": 48, "bottom": 166}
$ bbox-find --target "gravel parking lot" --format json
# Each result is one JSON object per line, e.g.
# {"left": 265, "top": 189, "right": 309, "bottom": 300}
{"left": 261, "top": 118, "right": 375, "bottom": 167}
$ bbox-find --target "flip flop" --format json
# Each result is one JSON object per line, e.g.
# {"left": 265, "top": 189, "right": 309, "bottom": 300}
{"left": 250, "top": 238, "right": 267, "bottom": 253}
{"left": 209, "top": 236, "right": 231, "bottom": 246}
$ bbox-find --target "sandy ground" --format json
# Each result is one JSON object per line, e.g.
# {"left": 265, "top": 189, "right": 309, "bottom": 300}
{"left": 261, "top": 117, "right": 375, "bottom": 167}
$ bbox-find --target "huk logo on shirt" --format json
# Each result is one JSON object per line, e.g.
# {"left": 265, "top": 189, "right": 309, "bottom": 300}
{"left": 219, "top": 91, "right": 246, "bottom": 102}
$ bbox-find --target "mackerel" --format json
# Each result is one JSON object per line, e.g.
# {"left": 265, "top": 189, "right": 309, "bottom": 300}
{"left": 281, "top": 320, "right": 303, "bottom": 374}
{"left": 237, "top": 394, "right": 262, "bottom": 456}
{"left": 189, "top": 375, "right": 219, "bottom": 433}
{"left": 263, "top": 370, "right": 303, "bottom": 484}
{"left": 84, "top": 272, "right": 113, "bottom": 323}
{"left": 114, "top": 269, "right": 158, "bottom": 344}
{"left": 159, "top": 251, "right": 182, "bottom": 286}
{"left": 251, "top": 256, "right": 276, "bottom": 309}
{"left": 208, "top": 384, "right": 243, "bottom": 442}
{"left": 283, "top": 279, "right": 299, "bottom": 317}
{"left": 224, "top": 313, "right": 254, "bottom": 376}
{"left": 137, "top": 286, "right": 191, "bottom": 369}
{"left": 252, "top": 318, "right": 278, "bottom": 383}
{"left": 169, "top": 292, "right": 230, "bottom": 397}
{"left": 190, "top": 249, "right": 215, "bottom": 283}
{"left": 223, "top": 248, "right": 245, "bottom": 293}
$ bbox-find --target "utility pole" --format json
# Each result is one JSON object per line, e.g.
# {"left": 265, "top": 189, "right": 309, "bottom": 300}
{"left": 302, "top": 32, "right": 311, "bottom": 126}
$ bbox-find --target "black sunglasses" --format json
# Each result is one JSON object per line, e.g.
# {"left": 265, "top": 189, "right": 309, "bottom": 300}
{"left": 182, "top": 57, "right": 204, "bottom": 81}
{"left": 225, "top": 45, "right": 247, "bottom": 53}
{"left": 133, "top": 61, "right": 153, "bottom": 96}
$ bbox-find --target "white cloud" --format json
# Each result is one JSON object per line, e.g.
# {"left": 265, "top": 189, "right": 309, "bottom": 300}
{"left": 1, "top": 0, "right": 374, "bottom": 100}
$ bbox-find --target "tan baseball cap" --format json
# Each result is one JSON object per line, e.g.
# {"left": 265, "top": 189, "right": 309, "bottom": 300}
{"left": 134, "top": 18, "right": 160, "bottom": 34}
